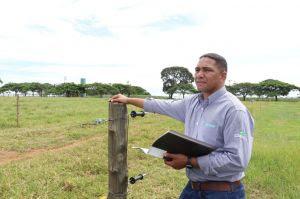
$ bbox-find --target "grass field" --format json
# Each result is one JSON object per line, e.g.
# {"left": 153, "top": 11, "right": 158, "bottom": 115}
{"left": 0, "top": 96, "right": 299, "bottom": 198}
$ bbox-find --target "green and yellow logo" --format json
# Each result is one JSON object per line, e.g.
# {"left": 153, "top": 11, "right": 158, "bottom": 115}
{"left": 239, "top": 131, "right": 248, "bottom": 136}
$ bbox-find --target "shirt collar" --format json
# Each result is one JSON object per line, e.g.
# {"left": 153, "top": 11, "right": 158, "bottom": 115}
{"left": 198, "top": 86, "right": 227, "bottom": 104}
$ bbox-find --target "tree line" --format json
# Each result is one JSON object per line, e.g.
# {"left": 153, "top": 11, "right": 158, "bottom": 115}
{"left": 161, "top": 66, "right": 299, "bottom": 100}
{"left": 1, "top": 68, "right": 299, "bottom": 100}
{"left": 226, "top": 79, "right": 299, "bottom": 101}
{"left": 0, "top": 82, "right": 150, "bottom": 97}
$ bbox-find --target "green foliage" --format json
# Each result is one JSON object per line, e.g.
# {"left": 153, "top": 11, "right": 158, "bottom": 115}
{"left": 226, "top": 79, "right": 298, "bottom": 100}
{"left": 131, "top": 86, "right": 150, "bottom": 96}
{"left": 54, "top": 83, "right": 84, "bottom": 97}
{"left": 0, "top": 82, "right": 52, "bottom": 97}
{"left": 29, "top": 82, "right": 44, "bottom": 96}
{"left": 112, "top": 83, "right": 133, "bottom": 96}
{"left": 4, "top": 83, "right": 21, "bottom": 95}
{"left": 176, "top": 83, "right": 197, "bottom": 98}
{"left": 231, "top": 82, "right": 256, "bottom": 101}
{"left": 42, "top": 83, "right": 53, "bottom": 96}
{"left": 252, "top": 83, "right": 265, "bottom": 98}
{"left": 259, "top": 79, "right": 297, "bottom": 101}
{"left": 85, "top": 83, "right": 107, "bottom": 97}
{"left": 225, "top": 85, "right": 238, "bottom": 95}
{"left": 19, "top": 82, "right": 31, "bottom": 96}
{"left": 161, "top": 66, "right": 195, "bottom": 98}
{"left": 0, "top": 83, "right": 15, "bottom": 94}
{"left": 0, "top": 82, "right": 150, "bottom": 97}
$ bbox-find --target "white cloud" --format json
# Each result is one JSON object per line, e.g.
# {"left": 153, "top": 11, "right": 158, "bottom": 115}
{"left": 0, "top": 0, "right": 299, "bottom": 95}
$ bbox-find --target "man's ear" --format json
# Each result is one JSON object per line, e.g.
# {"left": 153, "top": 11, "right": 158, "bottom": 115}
{"left": 221, "top": 71, "right": 227, "bottom": 80}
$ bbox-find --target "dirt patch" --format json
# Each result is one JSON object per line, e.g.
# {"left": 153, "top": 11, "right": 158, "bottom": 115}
{"left": 0, "top": 151, "right": 19, "bottom": 164}
{"left": 0, "top": 136, "right": 100, "bottom": 166}
{"left": 249, "top": 188, "right": 274, "bottom": 199}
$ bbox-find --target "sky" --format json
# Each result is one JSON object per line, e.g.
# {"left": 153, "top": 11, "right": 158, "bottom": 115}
{"left": 0, "top": 0, "right": 299, "bottom": 95}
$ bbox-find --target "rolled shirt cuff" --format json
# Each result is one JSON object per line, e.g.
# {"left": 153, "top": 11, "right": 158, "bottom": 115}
{"left": 143, "top": 99, "right": 153, "bottom": 112}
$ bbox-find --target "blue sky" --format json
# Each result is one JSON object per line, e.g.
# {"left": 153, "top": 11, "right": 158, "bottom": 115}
{"left": 0, "top": 0, "right": 299, "bottom": 95}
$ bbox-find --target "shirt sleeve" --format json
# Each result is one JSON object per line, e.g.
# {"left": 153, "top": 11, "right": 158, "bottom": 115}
{"left": 197, "top": 109, "right": 254, "bottom": 178}
{"left": 143, "top": 98, "right": 187, "bottom": 122}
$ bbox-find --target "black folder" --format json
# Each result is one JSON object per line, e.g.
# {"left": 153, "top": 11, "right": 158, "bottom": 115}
{"left": 152, "top": 130, "right": 215, "bottom": 157}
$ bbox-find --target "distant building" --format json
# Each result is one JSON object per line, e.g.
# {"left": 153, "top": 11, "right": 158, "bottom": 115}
{"left": 80, "top": 78, "right": 86, "bottom": 97}
{"left": 80, "top": 78, "right": 86, "bottom": 85}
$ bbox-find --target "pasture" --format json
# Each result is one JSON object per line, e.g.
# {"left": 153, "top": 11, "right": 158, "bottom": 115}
{"left": 0, "top": 96, "right": 299, "bottom": 198}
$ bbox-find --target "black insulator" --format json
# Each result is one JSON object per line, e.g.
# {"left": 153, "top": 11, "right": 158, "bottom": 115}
{"left": 129, "top": 173, "right": 145, "bottom": 184}
{"left": 130, "top": 111, "right": 145, "bottom": 118}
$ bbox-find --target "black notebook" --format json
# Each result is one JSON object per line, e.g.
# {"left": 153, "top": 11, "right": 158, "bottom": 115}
{"left": 152, "top": 130, "right": 215, "bottom": 157}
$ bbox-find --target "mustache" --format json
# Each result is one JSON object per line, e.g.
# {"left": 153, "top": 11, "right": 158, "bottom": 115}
{"left": 195, "top": 79, "right": 205, "bottom": 82}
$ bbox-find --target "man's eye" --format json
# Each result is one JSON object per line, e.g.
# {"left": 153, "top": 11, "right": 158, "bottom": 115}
{"left": 195, "top": 68, "right": 200, "bottom": 72}
{"left": 203, "top": 68, "right": 212, "bottom": 72}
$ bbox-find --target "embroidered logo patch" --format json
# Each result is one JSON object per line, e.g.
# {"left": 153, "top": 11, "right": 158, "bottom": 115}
{"left": 234, "top": 131, "right": 248, "bottom": 138}
{"left": 204, "top": 122, "right": 217, "bottom": 128}
{"left": 239, "top": 131, "right": 248, "bottom": 136}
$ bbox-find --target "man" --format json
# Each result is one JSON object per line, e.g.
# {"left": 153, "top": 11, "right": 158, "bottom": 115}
{"left": 110, "top": 53, "right": 254, "bottom": 199}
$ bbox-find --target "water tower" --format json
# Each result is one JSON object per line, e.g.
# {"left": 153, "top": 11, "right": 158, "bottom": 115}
{"left": 80, "top": 78, "right": 86, "bottom": 97}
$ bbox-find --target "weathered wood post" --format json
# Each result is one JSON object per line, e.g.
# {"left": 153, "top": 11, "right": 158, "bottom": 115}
{"left": 16, "top": 94, "right": 20, "bottom": 127}
{"left": 108, "top": 102, "right": 128, "bottom": 199}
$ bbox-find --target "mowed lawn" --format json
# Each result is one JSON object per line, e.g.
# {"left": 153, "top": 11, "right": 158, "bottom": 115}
{"left": 0, "top": 96, "right": 299, "bottom": 198}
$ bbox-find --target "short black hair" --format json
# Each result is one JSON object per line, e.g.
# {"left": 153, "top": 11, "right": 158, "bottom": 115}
{"left": 200, "top": 53, "right": 227, "bottom": 72}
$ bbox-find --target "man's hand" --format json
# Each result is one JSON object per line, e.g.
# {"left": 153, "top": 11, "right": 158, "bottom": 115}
{"left": 163, "top": 153, "right": 188, "bottom": 170}
{"left": 109, "top": 94, "right": 145, "bottom": 108}
{"left": 109, "top": 94, "right": 129, "bottom": 104}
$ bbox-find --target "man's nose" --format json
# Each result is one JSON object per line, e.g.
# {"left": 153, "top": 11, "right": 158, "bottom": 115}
{"left": 195, "top": 71, "right": 204, "bottom": 78}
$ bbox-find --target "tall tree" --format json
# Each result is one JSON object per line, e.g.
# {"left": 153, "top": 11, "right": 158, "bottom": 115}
{"left": 259, "top": 79, "right": 297, "bottom": 101}
{"left": 0, "top": 83, "right": 11, "bottom": 95}
{"left": 176, "top": 83, "right": 197, "bottom": 98}
{"left": 131, "top": 86, "right": 150, "bottom": 95}
{"left": 2, "top": 83, "right": 21, "bottom": 96}
{"left": 55, "top": 83, "right": 85, "bottom": 97}
{"left": 112, "top": 83, "right": 134, "bottom": 97}
{"left": 104, "top": 84, "right": 119, "bottom": 95}
{"left": 161, "top": 66, "right": 194, "bottom": 99}
{"left": 232, "top": 82, "right": 256, "bottom": 101}
{"left": 30, "top": 82, "right": 44, "bottom": 97}
{"left": 19, "top": 83, "right": 31, "bottom": 96}
{"left": 85, "top": 83, "right": 107, "bottom": 97}
{"left": 226, "top": 85, "right": 238, "bottom": 95}
{"left": 28, "top": 82, "right": 40, "bottom": 96}
{"left": 42, "top": 83, "right": 53, "bottom": 97}
{"left": 253, "top": 83, "right": 264, "bottom": 99}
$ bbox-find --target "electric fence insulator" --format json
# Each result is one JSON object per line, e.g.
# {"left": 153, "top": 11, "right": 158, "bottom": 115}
{"left": 130, "top": 111, "right": 145, "bottom": 118}
{"left": 129, "top": 173, "right": 146, "bottom": 184}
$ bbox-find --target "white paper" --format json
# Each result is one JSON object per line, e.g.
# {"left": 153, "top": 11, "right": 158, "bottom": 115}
{"left": 132, "top": 146, "right": 166, "bottom": 158}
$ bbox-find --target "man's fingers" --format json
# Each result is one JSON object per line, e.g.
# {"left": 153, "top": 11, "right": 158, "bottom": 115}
{"left": 164, "top": 159, "right": 173, "bottom": 166}
{"left": 109, "top": 94, "right": 122, "bottom": 102}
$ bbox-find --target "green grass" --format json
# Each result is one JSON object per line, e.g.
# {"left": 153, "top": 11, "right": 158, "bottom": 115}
{"left": 0, "top": 97, "right": 299, "bottom": 198}
{"left": 0, "top": 97, "right": 107, "bottom": 152}
{"left": 244, "top": 101, "right": 300, "bottom": 199}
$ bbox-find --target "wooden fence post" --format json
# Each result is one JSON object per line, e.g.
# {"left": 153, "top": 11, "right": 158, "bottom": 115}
{"left": 108, "top": 102, "right": 128, "bottom": 199}
{"left": 16, "top": 94, "right": 20, "bottom": 127}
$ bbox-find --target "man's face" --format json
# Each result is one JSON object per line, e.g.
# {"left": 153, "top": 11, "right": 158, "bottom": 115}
{"left": 194, "top": 57, "right": 227, "bottom": 97}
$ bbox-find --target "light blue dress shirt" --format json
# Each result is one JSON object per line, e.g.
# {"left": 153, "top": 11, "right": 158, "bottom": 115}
{"left": 144, "top": 86, "right": 254, "bottom": 182}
